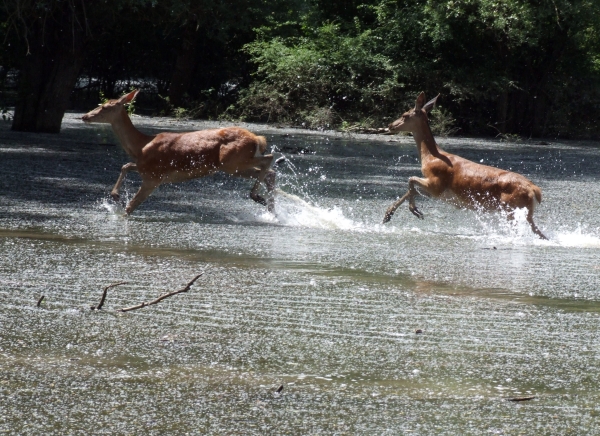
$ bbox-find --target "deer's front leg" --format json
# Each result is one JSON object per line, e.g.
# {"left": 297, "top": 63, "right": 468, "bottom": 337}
{"left": 407, "top": 176, "right": 434, "bottom": 219}
{"left": 383, "top": 191, "right": 411, "bottom": 223}
{"left": 383, "top": 176, "right": 434, "bottom": 223}
{"left": 111, "top": 162, "right": 138, "bottom": 201}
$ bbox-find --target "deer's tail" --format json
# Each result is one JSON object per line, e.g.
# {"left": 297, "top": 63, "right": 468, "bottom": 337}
{"left": 256, "top": 135, "right": 268, "bottom": 155}
{"left": 533, "top": 185, "right": 542, "bottom": 205}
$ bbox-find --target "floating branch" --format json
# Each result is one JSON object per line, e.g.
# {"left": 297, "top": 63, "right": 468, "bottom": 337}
{"left": 37, "top": 295, "right": 45, "bottom": 307}
{"left": 507, "top": 396, "right": 535, "bottom": 402}
{"left": 118, "top": 273, "right": 204, "bottom": 313}
{"left": 91, "top": 281, "right": 128, "bottom": 310}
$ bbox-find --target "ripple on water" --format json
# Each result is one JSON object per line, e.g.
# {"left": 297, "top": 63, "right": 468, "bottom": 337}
{"left": 2, "top": 117, "right": 600, "bottom": 434}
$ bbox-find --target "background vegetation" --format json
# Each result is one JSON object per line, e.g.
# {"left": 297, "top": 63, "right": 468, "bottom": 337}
{"left": 1, "top": 0, "right": 600, "bottom": 138}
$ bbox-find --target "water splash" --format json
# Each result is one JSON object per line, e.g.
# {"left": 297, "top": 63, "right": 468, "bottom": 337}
{"left": 469, "top": 207, "right": 542, "bottom": 244}
{"left": 100, "top": 198, "right": 126, "bottom": 217}
{"left": 464, "top": 207, "right": 600, "bottom": 248}
{"left": 553, "top": 226, "right": 600, "bottom": 247}
{"left": 261, "top": 189, "right": 361, "bottom": 230}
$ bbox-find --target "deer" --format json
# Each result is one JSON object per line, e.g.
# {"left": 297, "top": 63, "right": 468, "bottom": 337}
{"left": 383, "top": 92, "right": 547, "bottom": 240}
{"left": 82, "top": 90, "right": 275, "bottom": 215}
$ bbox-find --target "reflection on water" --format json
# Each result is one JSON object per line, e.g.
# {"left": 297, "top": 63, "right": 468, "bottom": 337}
{"left": 2, "top": 114, "right": 600, "bottom": 434}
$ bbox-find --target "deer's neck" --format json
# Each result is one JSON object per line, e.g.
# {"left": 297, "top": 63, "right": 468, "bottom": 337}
{"left": 111, "top": 111, "right": 154, "bottom": 161}
{"left": 412, "top": 122, "right": 441, "bottom": 162}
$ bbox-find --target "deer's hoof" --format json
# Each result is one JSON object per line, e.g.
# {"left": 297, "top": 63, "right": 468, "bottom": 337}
{"left": 250, "top": 193, "right": 267, "bottom": 207}
{"left": 410, "top": 207, "right": 424, "bottom": 219}
{"left": 382, "top": 213, "right": 393, "bottom": 224}
{"left": 111, "top": 192, "right": 120, "bottom": 201}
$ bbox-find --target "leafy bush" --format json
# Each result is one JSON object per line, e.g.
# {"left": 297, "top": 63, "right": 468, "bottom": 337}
{"left": 232, "top": 0, "right": 600, "bottom": 137}
{"left": 233, "top": 23, "right": 402, "bottom": 128}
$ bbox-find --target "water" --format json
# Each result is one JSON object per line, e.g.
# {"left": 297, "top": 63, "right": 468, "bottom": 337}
{"left": 2, "top": 113, "right": 600, "bottom": 434}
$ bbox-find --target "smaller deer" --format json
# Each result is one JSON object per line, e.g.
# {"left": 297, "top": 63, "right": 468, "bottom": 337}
{"left": 383, "top": 92, "right": 547, "bottom": 239}
{"left": 82, "top": 90, "right": 275, "bottom": 214}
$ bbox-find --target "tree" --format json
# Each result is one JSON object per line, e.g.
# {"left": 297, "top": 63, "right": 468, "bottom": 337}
{"left": 160, "top": 0, "right": 306, "bottom": 111}
{"left": 236, "top": 0, "right": 600, "bottom": 137}
{"left": 5, "top": 0, "right": 88, "bottom": 133}
{"left": 3, "top": 0, "right": 163, "bottom": 133}
{"left": 380, "top": 0, "right": 600, "bottom": 136}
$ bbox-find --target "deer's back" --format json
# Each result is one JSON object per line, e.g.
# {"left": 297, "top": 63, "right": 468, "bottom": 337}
{"left": 137, "top": 127, "right": 265, "bottom": 178}
{"left": 429, "top": 152, "right": 541, "bottom": 210}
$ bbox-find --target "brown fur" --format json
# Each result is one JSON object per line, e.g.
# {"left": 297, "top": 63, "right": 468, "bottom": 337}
{"left": 384, "top": 92, "right": 547, "bottom": 239}
{"left": 82, "top": 90, "right": 275, "bottom": 214}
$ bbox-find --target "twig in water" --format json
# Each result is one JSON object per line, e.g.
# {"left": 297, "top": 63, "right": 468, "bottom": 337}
{"left": 508, "top": 396, "right": 535, "bottom": 402}
{"left": 37, "top": 295, "right": 45, "bottom": 307}
{"left": 91, "top": 281, "right": 128, "bottom": 310}
{"left": 118, "top": 273, "right": 204, "bottom": 313}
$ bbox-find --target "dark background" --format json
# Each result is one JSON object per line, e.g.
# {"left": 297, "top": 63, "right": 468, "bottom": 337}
{"left": 1, "top": 0, "right": 599, "bottom": 138}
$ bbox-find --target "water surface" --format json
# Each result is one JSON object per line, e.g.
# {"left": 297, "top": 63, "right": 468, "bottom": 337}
{"left": 1, "top": 114, "right": 600, "bottom": 434}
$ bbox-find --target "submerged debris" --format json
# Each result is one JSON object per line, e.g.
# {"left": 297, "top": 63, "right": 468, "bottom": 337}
{"left": 119, "top": 273, "right": 203, "bottom": 312}
{"left": 91, "top": 281, "right": 128, "bottom": 310}
{"left": 508, "top": 396, "right": 536, "bottom": 402}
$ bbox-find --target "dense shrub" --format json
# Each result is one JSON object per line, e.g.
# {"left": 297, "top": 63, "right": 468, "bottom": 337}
{"left": 233, "top": 0, "right": 600, "bottom": 137}
{"left": 232, "top": 23, "right": 402, "bottom": 128}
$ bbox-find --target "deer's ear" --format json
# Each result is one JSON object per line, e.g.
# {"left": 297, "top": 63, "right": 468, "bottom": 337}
{"left": 423, "top": 94, "right": 440, "bottom": 113}
{"left": 118, "top": 90, "right": 139, "bottom": 105}
{"left": 415, "top": 92, "right": 426, "bottom": 111}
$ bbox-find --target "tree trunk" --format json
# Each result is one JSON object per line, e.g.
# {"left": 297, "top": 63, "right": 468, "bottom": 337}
{"left": 168, "top": 26, "right": 199, "bottom": 108}
{"left": 12, "top": 4, "right": 86, "bottom": 133}
{"left": 496, "top": 91, "right": 508, "bottom": 134}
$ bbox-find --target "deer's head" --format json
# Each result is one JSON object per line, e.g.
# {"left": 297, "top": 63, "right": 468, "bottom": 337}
{"left": 82, "top": 90, "right": 139, "bottom": 124}
{"left": 388, "top": 92, "right": 439, "bottom": 134}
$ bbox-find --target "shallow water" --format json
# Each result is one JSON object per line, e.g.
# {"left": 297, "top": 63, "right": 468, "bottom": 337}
{"left": 2, "top": 114, "right": 600, "bottom": 434}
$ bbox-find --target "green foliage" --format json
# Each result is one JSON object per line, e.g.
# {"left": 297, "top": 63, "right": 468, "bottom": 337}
{"left": 2, "top": 0, "right": 600, "bottom": 137}
{"left": 233, "top": 0, "right": 600, "bottom": 137}
{"left": 233, "top": 22, "right": 401, "bottom": 128}
{"left": 429, "top": 107, "right": 459, "bottom": 137}
{"left": 98, "top": 90, "right": 135, "bottom": 115}
{"left": 172, "top": 107, "right": 190, "bottom": 119}
{"left": 98, "top": 91, "right": 108, "bottom": 105}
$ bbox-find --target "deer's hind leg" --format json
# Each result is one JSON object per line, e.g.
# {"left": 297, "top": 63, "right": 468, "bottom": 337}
{"left": 236, "top": 155, "right": 276, "bottom": 212}
{"left": 527, "top": 208, "right": 548, "bottom": 240}
{"left": 506, "top": 210, "right": 548, "bottom": 240}
{"left": 505, "top": 194, "right": 548, "bottom": 240}
{"left": 125, "top": 179, "right": 160, "bottom": 215}
{"left": 383, "top": 176, "right": 437, "bottom": 223}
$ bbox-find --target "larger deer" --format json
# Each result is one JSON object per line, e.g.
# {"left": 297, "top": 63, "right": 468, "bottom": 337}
{"left": 82, "top": 90, "right": 275, "bottom": 214}
{"left": 383, "top": 92, "right": 547, "bottom": 239}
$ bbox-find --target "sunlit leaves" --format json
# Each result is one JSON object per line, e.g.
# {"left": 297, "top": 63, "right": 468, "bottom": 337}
{"left": 236, "top": 21, "right": 401, "bottom": 126}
